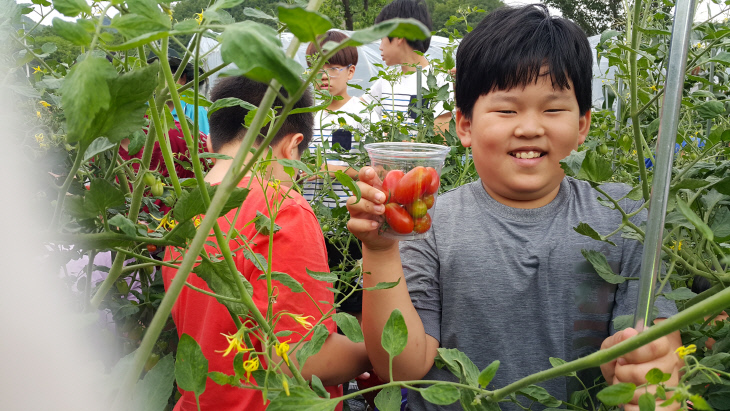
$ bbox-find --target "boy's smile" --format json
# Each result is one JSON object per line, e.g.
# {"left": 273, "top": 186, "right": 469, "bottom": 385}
{"left": 456, "top": 73, "right": 591, "bottom": 209}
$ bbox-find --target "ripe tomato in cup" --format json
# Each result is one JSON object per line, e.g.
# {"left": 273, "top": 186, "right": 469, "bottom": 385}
{"left": 384, "top": 203, "right": 414, "bottom": 234}
{"left": 393, "top": 166, "right": 432, "bottom": 205}
{"left": 424, "top": 167, "right": 439, "bottom": 195}
{"left": 413, "top": 213, "right": 432, "bottom": 234}
{"left": 381, "top": 169, "right": 405, "bottom": 203}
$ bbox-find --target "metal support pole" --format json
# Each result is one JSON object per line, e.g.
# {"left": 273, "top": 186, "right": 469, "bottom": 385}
{"left": 705, "top": 48, "right": 716, "bottom": 139}
{"left": 633, "top": 0, "right": 696, "bottom": 331}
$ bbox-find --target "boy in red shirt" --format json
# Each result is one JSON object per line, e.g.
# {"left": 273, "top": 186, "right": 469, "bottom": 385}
{"left": 162, "top": 76, "right": 370, "bottom": 410}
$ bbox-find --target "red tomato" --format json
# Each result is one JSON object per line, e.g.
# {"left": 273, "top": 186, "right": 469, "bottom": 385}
{"left": 147, "top": 244, "right": 157, "bottom": 253}
{"left": 424, "top": 167, "right": 440, "bottom": 195}
{"left": 406, "top": 199, "right": 428, "bottom": 219}
{"left": 393, "top": 166, "right": 432, "bottom": 205}
{"left": 384, "top": 203, "right": 414, "bottom": 234}
{"left": 423, "top": 194, "right": 435, "bottom": 209}
{"left": 381, "top": 169, "right": 405, "bottom": 203}
{"left": 413, "top": 213, "right": 432, "bottom": 234}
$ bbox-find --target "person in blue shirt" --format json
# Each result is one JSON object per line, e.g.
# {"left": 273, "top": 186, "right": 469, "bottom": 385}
{"left": 166, "top": 51, "right": 210, "bottom": 136}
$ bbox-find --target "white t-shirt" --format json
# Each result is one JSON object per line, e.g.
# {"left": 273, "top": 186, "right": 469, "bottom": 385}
{"left": 362, "top": 69, "right": 452, "bottom": 124}
{"left": 302, "top": 97, "right": 368, "bottom": 208}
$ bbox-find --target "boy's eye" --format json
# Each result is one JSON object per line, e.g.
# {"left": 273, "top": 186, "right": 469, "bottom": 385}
{"left": 497, "top": 110, "right": 516, "bottom": 114}
{"left": 545, "top": 109, "right": 565, "bottom": 113}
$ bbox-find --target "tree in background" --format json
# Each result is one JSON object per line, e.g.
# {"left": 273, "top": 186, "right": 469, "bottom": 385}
{"left": 426, "top": 0, "right": 502, "bottom": 35}
{"left": 543, "top": 0, "right": 624, "bottom": 36}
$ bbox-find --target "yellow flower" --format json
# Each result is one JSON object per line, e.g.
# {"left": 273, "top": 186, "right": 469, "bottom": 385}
{"left": 35, "top": 133, "right": 44, "bottom": 144}
{"left": 650, "top": 85, "right": 658, "bottom": 92}
{"left": 293, "top": 314, "right": 315, "bottom": 330}
{"left": 194, "top": 9, "right": 204, "bottom": 25}
{"left": 670, "top": 240, "right": 682, "bottom": 251}
{"left": 193, "top": 215, "right": 202, "bottom": 228}
{"left": 268, "top": 179, "right": 281, "bottom": 190}
{"left": 276, "top": 340, "right": 291, "bottom": 366}
{"left": 216, "top": 332, "right": 252, "bottom": 357}
{"left": 243, "top": 357, "right": 260, "bottom": 381}
{"left": 33, "top": 66, "right": 42, "bottom": 74}
{"left": 39, "top": 100, "right": 51, "bottom": 108}
{"left": 676, "top": 344, "right": 696, "bottom": 359}
{"left": 282, "top": 378, "right": 290, "bottom": 396}
{"left": 36, "top": 111, "right": 41, "bottom": 119}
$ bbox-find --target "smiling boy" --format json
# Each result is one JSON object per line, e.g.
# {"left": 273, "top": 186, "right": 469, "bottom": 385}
{"left": 347, "top": 5, "right": 680, "bottom": 411}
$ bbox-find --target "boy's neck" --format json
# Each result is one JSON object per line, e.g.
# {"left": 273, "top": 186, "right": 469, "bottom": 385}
{"left": 204, "top": 143, "right": 244, "bottom": 185}
{"left": 482, "top": 180, "right": 563, "bottom": 210}
{"left": 400, "top": 53, "right": 430, "bottom": 73}
{"left": 327, "top": 94, "right": 352, "bottom": 112}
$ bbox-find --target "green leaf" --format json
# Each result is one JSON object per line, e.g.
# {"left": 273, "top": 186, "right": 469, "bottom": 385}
{"left": 306, "top": 268, "right": 338, "bottom": 283}
{"left": 434, "top": 348, "right": 480, "bottom": 386}
{"left": 220, "top": 21, "right": 303, "bottom": 94}
{"left": 334, "top": 170, "right": 360, "bottom": 201}
{"left": 295, "top": 324, "right": 329, "bottom": 369}
{"left": 108, "top": 214, "right": 138, "bottom": 237}
{"left": 83, "top": 136, "right": 116, "bottom": 161}
{"left": 332, "top": 312, "right": 364, "bottom": 343}
{"left": 266, "top": 386, "right": 337, "bottom": 411}
{"left": 662, "top": 287, "right": 697, "bottom": 301}
{"left": 243, "top": 248, "right": 268, "bottom": 272}
{"left": 127, "top": 130, "right": 146, "bottom": 156}
{"left": 597, "top": 383, "right": 636, "bottom": 406}
{"left": 134, "top": 354, "right": 175, "bottom": 411}
{"left": 52, "top": 0, "right": 90, "bottom": 17}
{"left": 111, "top": 13, "right": 170, "bottom": 39}
{"left": 52, "top": 18, "right": 91, "bottom": 46}
{"left": 216, "top": 186, "right": 251, "bottom": 217}
{"left": 209, "top": 0, "right": 244, "bottom": 11}
{"left": 257, "top": 271, "right": 304, "bottom": 293}
{"left": 207, "top": 97, "right": 257, "bottom": 116}
{"left": 577, "top": 150, "right": 613, "bottom": 183}
{"left": 173, "top": 188, "right": 207, "bottom": 223}
{"left": 581, "top": 249, "right": 625, "bottom": 284}
{"left": 696, "top": 101, "right": 726, "bottom": 120}
{"left": 61, "top": 56, "right": 117, "bottom": 144}
{"left": 712, "top": 207, "right": 730, "bottom": 241}
{"left": 344, "top": 18, "right": 429, "bottom": 47}
{"left": 613, "top": 314, "right": 633, "bottom": 331}
{"left": 175, "top": 334, "right": 209, "bottom": 396}
{"left": 382, "top": 309, "right": 408, "bottom": 357}
{"left": 574, "top": 222, "right": 616, "bottom": 246}
{"left": 708, "top": 127, "right": 730, "bottom": 145}
{"left": 310, "top": 374, "right": 329, "bottom": 398}
{"left": 278, "top": 5, "right": 332, "bottom": 43}
{"left": 252, "top": 211, "right": 282, "bottom": 236}
{"left": 638, "top": 392, "right": 656, "bottom": 411}
{"left": 278, "top": 158, "right": 314, "bottom": 176}
{"left": 86, "top": 179, "right": 125, "bottom": 215}
{"left": 549, "top": 356, "right": 577, "bottom": 377}
{"left": 518, "top": 385, "right": 562, "bottom": 407}
{"left": 478, "top": 360, "right": 500, "bottom": 387}
{"left": 421, "top": 384, "right": 460, "bottom": 405}
{"left": 709, "top": 51, "right": 730, "bottom": 65}
{"left": 560, "top": 150, "right": 587, "bottom": 178}
{"left": 600, "top": 29, "right": 622, "bottom": 44}
{"left": 208, "top": 371, "right": 235, "bottom": 386}
{"left": 106, "top": 30, "right": 171, "bottom": 51}
{"left": 363, "top": 279, "right": 400, "bottom": 291}
{"left": 243, "top": 7, "right": 277, "bottom": 20}
{"left": 193, "top": 259, "right": 250, "bottom": 315}
{"left": 174, "top": 19, "right": 200, "bottom": 31}
{"left": 645, "top": 368, "right": 671, "bottom": 384}
{"left": 676, "top": 196, "right": 714, "bottom": 241}
{"left": 689, "top": 395, "right": 714, "bottom": 411}
{"left": 374, "top": 386, "right": 402, "bottom": 411}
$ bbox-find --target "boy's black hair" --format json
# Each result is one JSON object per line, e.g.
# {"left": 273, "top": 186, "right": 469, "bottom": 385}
{"left": 455, "top": 4, "right": 593, "bottom": 119}
{"left": 374, "top": 0, "right": 432, "bottom": 53}
{"left": 306, "top": 31, "right": 359, "bottom": 67}
{"left": 209, "top": 76, "right": 314, "bottom": 154}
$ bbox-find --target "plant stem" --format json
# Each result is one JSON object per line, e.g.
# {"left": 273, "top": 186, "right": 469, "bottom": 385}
{"left": 628, "top": 0, "right": 650, "bottom": 201}
{"left": 491, "top": 285, "right": 730, "bottom": 401}
{"left": 51, "top": 145, "right": 83, "bottom": 228}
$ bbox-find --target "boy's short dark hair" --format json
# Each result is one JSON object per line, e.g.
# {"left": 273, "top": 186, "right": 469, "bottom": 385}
{"left": 306, "top": 31, "right": 358, "bottom": 67}
{"left": 455, "top": 4, "right": 593, "bottom": 119}
{"left": 374, "top": 0, "right": 432, "bottom": 53}
{"left": 208, "top": 76, "right": 314, "bottom": 154}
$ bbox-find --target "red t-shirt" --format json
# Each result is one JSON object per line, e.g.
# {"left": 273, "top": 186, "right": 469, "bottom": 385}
{"left": 162, "top": 177, "right": 342, "bottom": 410}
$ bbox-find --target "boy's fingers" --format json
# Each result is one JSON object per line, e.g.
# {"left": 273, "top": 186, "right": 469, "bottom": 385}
{"left": 359, "top": 166, "right": 383, "bottom": 189}
{"left": 601, "top": 328, "right": 638, "bottom": 350}
{"left": 620, "top": 336, "right": 672, "bottom": 365}
{"left": 347, "top": 217, "right": 382, "bottom": 233}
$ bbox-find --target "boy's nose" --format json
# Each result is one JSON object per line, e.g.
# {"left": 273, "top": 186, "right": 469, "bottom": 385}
{"left": 514, "top": 117, "right": 545, "bottom": 138}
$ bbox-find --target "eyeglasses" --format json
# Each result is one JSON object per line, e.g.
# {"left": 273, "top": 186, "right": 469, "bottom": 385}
{"left": 318, "top": 64, "right": 353, "bottom": 78}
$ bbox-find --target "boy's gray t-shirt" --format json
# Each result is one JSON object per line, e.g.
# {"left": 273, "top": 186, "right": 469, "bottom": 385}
{"left": 400, "top": 177, "right": 677, "bottom": 411}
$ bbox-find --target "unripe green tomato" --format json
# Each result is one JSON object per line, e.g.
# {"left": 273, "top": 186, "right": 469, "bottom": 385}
{"left": 405, "top": 199, "right": 428, "bottom": 219}
{"left": 598, "top": 144, "right": 609, "bottom": 155}
{"left": 150, "top": 180, "right": 164, "bottom": 197}
{"left": 142, "top": 172, "right": 156, "bottom": 187}
{"left": 622, "top": 135, "right": 631, "bottom": 145}
{"left": 321, "top": 224, "right": 330, "bottom": 232}
{"left": 619, "top": 156, "right": 628, "bottom": 165}
{"left": 689, "top": 152, "right": 698, "bottom": 160}
{"left": 600, "top": 123, "right": 609, "bottom": 131}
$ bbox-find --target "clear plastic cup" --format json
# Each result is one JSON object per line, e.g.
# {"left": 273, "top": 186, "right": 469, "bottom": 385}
{"left": 364, "top": 142, "right": 451, "bottom": 240}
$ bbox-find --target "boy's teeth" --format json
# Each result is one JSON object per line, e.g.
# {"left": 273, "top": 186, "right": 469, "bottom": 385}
{"left": 513, "top": 151, "right": 542, "bottom": 159}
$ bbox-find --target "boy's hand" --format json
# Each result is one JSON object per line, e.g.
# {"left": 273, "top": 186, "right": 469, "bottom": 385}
{"left": 600, "top": 328, "right": 682, "bottom": 411}
{"left": 346, "top": 166, "right": 397, "bottom": 251}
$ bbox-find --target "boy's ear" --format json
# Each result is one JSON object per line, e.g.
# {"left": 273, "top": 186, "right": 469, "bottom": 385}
{"left": 346, "top": 64, "right": 355, "bottom": 81}
{"left": 455, "top": 109, "right": 472, "bottom": 148}
{"left": 278, "top": 133, "right": 304, "bottom": 160}
{"left": 577, "top": 110, "right": 592, "bottom": 145}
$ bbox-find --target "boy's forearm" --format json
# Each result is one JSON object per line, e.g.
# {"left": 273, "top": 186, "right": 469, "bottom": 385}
{"left": 301, "top": 334, "right": 371, "bottom": 386}
{"left": 361, "top": 244, "right": 436, "bottom": 381}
